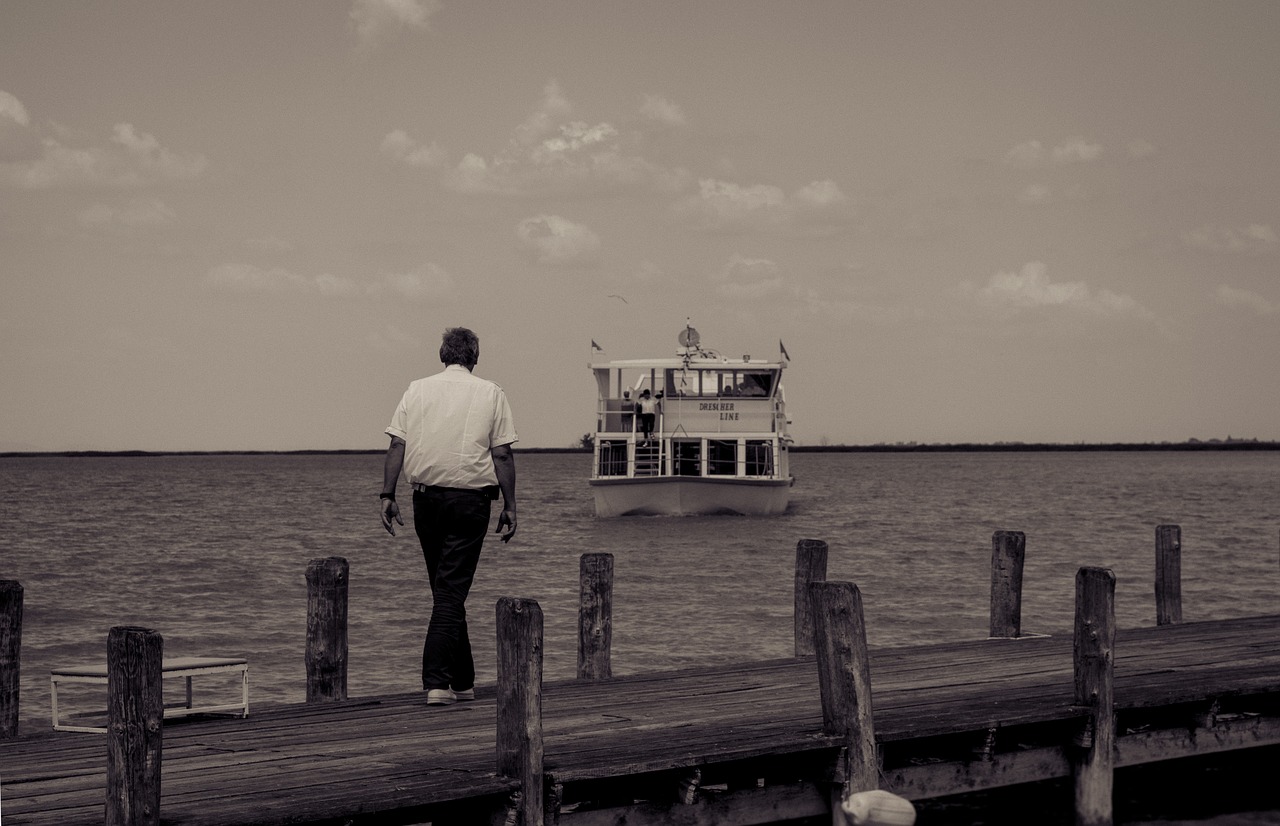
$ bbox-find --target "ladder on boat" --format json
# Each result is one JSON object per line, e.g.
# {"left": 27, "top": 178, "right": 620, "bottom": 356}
{"left": 633, "top": 440, "right": 662, "bottom": 477}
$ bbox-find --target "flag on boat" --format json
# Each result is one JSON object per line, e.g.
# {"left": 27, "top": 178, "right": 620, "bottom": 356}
{"left": 591, "top": 339, "right": 603, "bottom": 351}
{"left": 779, "top": 339, "right": 790, "bottom": 361}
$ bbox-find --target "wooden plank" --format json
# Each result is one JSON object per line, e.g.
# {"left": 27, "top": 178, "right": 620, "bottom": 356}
{"left": 3, "top": 614, "right": 1279, "bottom": 825}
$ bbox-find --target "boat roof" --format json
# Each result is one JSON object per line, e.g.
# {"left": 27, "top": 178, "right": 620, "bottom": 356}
{"left": 590, "top": 355, "right": 787, "bottom": 371}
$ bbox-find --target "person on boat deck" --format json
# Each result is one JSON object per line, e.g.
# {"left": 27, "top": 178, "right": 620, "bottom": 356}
{"left": 621, "top": 390, "right": 634, "bottom": 434}
{"left": 379, "top": 327, "right": 518, "bottom": 706}
{"left": 636, "top": 389, "right": 660, "bottom": 443}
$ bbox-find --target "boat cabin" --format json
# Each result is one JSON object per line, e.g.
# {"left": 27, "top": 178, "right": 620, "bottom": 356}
{"left": 590, "top": 355, "right": 791, "bottom": 484}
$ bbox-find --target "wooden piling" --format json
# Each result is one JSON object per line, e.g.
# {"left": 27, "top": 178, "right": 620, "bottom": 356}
{"left": 105, "top": 626, "right": 163, "bottom": 826}
{"left": 578, "top": 553, "right": 613, "bottom": 680}
{"left": 989, "top": 531, "right": 1026, "bottom": 639}
{"left": 1155, "top": 525, "right": 1182, "bottom": 626}
{"left": 305, "top": 557, "right": 348, "bottom": 703}
{"left": 497, "top": 596, "right": 545, "bottom": 826}
{"left": 810, "top": 580, "right": 878, "bottom": 810}
{"left": 0, "top": 580, "right": 22, "bottom": 739}
{"left": 1073, "top": 567, "right": 1116, "bottom": 826}
{"left": 794, "top": 539, "right": 829, "bottom": 657}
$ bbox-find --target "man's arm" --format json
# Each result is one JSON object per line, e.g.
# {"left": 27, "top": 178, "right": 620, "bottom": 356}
{"left": 491, "top": 442, "right": 517, "bottom": 543}
{"left": 380, "top": 435, "right": 406, "bottom": 535}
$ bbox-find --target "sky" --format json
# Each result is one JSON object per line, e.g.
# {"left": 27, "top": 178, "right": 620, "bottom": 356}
{"left": 2, "top": 1, "right": 1278, "bottom": 451}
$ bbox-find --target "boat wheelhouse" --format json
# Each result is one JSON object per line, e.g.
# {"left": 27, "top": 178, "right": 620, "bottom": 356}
{"left": 589, "top": 326, "right": 793, "bottom": 517}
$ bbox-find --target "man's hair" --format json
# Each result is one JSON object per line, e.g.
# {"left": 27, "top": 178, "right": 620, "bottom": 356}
{"left": 440, "top": 327, "right": 480, "bottom": 367}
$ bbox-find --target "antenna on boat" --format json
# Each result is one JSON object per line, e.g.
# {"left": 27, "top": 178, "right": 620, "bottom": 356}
{"left": 678, "top": 320, "right": 701, "bottom": 367}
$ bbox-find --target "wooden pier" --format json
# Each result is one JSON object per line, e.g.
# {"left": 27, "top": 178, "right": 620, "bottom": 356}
{"left": 2, "top": 530, "right": 1280, "bottom": 825}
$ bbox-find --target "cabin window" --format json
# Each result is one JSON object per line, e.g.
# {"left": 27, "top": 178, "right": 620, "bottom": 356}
{"left": 707, "top": 440, "right": 737, "bottom": 476}
{"left": 598, "top": 440, "right": 628, "bottom": 477}
{"left": 745, "top": 441, "right": 774, "bottom": 476}
{"left": 666, "top": 368, "right": 701, "bottom": 397}
{"left": 715, "top": 370, "right": 774, "bottom": 397}
{"left": 672, "top": 440, "right": 701, "bottom": 476}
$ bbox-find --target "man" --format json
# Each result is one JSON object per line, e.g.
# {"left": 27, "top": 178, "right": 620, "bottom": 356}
{"left": 636, "top": 388, "right": 659, "bottom": 443}
{"left": 380, "top": 327, "right": 518, "bottom": 705}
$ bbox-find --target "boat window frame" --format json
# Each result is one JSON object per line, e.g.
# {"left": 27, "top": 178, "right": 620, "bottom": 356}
{"left": 596, "top": 439, "right": 630, "bottom": 478}
{"left": 745, "top": 439, "right": 776, "bottom": 478}
{"left": 707, "top": 439, "right": 738, "bottom": 476}
{"left": 670, "top": 438, "right": 702, "bottom": 477}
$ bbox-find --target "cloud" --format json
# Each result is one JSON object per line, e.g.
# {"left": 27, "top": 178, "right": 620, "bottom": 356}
{"left": 0, "top": 120, "right": 207, "bottom": 188}
{"left": 350, "top": 0, "right": 440, "bottom": 48}
{"left": 207, "top": 263, "right": 358, "bottom": 296}
{"left": 0, "top": 91, "right": 40, "bottom": 163}
{"left": 1017, "top": 184, "right": 1053, "bottom": 205}
{"left": 406, "top": 81, "right": 689, "bottom": 196}
{"left": 1215, "top": 285, "right": 1277, "bottom": 316}
{"left": 380, "top": 129, "right": 447, "bottom": 168}
{"left": 1052, "top": 137, "right": 1103, "bottom": 164}
{"left": 639, "top": 94, "right": 686, "bottom": 127}
{"left": 206, "top": 262, "right": 451, "bottom": 299}
{"left": 367, "top": 324, "right": 423, "bottom": 353}
{"left": 1004, "top": 140, "right": 1045, "bottom": 169}
{"left": 0, "top": 90, "right": 30, "bottom": 126}
{"left": 1181, "top": 223, "right": 1277, "bottom": 254}
{"left": 1004, "top": 137, "right": 1103, "bottom": 168}
{"left": 79, "top": 197, "right": 176, "bottom": 227}
{"left": 369, "top": 263, "right": 453, "bottom": 299}
{"left": 674, "top": 178, "right": 851, "bottom": 234}
{"left": 710, "top": 254, "right": 787, "bottom": 299}
{"left": 977, "top": 261, "right": 1150, "bottom": 318}
{"left": 515, "top": 214, "right": 601, "bottom": 266}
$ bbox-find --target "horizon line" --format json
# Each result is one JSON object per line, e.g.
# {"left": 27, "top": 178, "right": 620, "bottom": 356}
{"left": 4, "top": 440, "right": 1279, "bottom": 459}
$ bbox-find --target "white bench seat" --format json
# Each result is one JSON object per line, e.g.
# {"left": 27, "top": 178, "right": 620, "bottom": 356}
{"left": 51, "top": 656, "right": 249, "bottom": 733}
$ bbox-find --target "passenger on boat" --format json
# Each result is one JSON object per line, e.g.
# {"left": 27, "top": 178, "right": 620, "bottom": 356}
{"left": 637, "top": 389, "right": 659, "bottom": 443}
{"left": 621, "top": 390, "right": 633, "bottom": 434}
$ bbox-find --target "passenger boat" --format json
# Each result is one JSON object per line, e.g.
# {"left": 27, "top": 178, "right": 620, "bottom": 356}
{"left": 589, "top": 325, "right": 794, "bottom": 517}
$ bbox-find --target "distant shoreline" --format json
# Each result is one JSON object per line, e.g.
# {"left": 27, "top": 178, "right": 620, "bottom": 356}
{"left": 4, "top": 442, "right": 1278, "bottom": 458}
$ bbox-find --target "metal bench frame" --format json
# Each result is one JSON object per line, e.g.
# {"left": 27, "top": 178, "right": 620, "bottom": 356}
{"left": 51, "top": 656, "right": 249, "bottom": 733}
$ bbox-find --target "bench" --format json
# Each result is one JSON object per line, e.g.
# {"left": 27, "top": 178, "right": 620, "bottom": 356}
{"left": 51, "top": 656, "right": 249, "bottom": 733}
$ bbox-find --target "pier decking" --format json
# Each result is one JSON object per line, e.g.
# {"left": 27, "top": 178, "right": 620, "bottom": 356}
{"left": 4, "top": 613, "right": 1280, "bottom": 825}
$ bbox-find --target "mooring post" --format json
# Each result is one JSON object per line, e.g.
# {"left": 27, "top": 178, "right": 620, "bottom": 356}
{"left": 1073, "top": 567, "right": 1116, "bottom": 826}
{"left": 810, "top": 580, "right": 878, "bottom": 818}
{"left": 989, "top": 531, "right": 1026, "bottom": 639}
{"left": 0, "top": 580, "right": 22, "bottom": 739}
{"left": 497, "top": 596, "right": 545, "bottom": 826}
{"left": 305, "top": 557, "right": 349, "bottom": 703}
{"left": 1155, "top": 525, "right": 1182, "bottom": 626}
{"left": 794, "top": 539, "right": 829, "bottom": 657}
{"left": 578, "top": 553, "right": 614, "bottom": 680}
{"left": 105, "top": 625, "right": 164, "bottom": 826}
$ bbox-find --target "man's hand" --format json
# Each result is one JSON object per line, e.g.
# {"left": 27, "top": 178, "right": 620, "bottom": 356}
{"left": 381, "top": 499, "right": 404, "bottom": 536}
{"left": 495, "top": 507, "right": 517, "bottom": 543}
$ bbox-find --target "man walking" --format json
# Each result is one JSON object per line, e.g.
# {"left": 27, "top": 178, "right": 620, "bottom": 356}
{"left": 380, "top": 327, "right": 518, "bottom": 705}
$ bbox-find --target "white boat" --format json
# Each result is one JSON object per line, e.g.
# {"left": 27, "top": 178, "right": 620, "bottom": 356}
{"left": 589, "top": 325, "right": 794, "bottom": 517}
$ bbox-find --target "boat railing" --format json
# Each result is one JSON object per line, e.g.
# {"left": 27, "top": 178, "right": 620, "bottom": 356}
{"left": 594, "top": 395, "right": 788, "bottom": 480}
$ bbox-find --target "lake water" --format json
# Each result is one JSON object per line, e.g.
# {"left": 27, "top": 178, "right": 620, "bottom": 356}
{"left": 3, "top": 449, "right": 1279, "bottom": 821}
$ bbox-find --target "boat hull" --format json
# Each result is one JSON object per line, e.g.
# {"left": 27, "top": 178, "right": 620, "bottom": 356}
{"left": 589, "top": 476, "right": 791, "bottom": 517}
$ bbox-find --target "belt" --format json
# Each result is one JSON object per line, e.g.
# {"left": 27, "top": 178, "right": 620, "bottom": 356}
{"left": 412, "top": 483, "right": 498, "bottom": 499}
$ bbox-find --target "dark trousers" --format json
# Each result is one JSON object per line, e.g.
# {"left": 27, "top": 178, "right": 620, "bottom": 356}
{"left": 412, "top": 486, "right": 491, "bottom": 691}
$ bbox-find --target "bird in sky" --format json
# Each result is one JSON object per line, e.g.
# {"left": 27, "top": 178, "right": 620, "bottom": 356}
{"left": 607, "top": 294, "right": 629, "bottom": 304}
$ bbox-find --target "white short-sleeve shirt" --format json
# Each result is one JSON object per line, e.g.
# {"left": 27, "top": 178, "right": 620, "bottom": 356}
{"left": 385, "top": 365, "right": 518, "bottom": 490}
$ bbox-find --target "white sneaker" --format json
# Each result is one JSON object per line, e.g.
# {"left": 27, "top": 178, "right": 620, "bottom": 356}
{"left": 426, "top": 688, "right": 457, "bottom": 705}
{"left": 452, "top": 687, "right": 476, "bottom": 701}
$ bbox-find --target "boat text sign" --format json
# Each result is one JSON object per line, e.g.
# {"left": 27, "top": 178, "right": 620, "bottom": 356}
{"left": 667, "top": 398, "right": 774, "bottom": 432}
